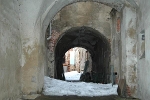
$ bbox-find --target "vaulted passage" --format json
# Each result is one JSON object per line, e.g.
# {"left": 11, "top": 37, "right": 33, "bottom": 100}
{"left": 55, "top": 26, "right": 111, "bottom": 83}
{"left": 1, "top": 0, "right": 148, "bottom": 99}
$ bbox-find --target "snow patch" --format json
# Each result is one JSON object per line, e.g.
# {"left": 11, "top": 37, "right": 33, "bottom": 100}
{"left": 43, "top": 76, "right": 118, "bottom": 97}
{"left": 64, "top": 71, "right": 81, "bottom": 81}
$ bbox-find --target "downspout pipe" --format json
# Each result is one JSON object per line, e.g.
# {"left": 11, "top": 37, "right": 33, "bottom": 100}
{"left": 47, "top": 23, "right": 52, "bottom": 40}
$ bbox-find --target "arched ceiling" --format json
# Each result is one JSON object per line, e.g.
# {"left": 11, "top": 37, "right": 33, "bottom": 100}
{"left": 42, "top": 0, "right": 137, "bottom": 34}
{"left": 55, "top": 26, "right": 110, "bottom": 58}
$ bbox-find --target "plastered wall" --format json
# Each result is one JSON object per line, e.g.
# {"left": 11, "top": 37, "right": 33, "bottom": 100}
{"left": 121, "top": 6, "right": 137, "bottom": 97}
{"left": 136, "top": 0, "right": 150, "bottom": 100}
{"left": 0, "top": 0, "right": 21, "bottom": 99}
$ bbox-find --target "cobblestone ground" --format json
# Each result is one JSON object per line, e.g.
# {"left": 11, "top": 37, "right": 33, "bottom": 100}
{"left": 35, "top": 95, "right": 140, "bottom": 100}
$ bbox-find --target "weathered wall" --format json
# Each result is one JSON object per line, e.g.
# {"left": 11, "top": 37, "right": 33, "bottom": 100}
{"left": 110, "top": 9, "right": 122, "bottom": 81}
{"left": 0, "top": 0, "right": 21, "bottom": 99}
{"left": 52, "top": 2, "right": 112, "bottom": 38}
{"left": 121, "top": 5, "right": 137, "bottom": 97}
{"left": 19, "top": 0, "right": 46, "bottom": 95}
{"left": 136, "top": 0, "right": 150, "bottom": 100}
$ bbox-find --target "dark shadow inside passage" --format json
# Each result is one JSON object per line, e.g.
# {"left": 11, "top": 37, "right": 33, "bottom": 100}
{"left": 54, "top": 26, "right": 111, "bottom": 83}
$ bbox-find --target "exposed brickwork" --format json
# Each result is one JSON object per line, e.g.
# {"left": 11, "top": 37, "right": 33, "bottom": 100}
{"left": 49, "top": 30, "right": 60, "bottom": 52}
{"left": 117, "top": 17, "right": 121, "bottom": 32}
{"left": 126, "top": 85, "right": 132, "bottom": 97}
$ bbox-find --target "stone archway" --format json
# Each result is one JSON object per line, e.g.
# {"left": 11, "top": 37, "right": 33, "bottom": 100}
{"left": 54, "top": 26, "right": 111, "bottom": 83}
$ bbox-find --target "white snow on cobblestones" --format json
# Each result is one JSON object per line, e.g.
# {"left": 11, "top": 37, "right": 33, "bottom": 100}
{"left": 43, "top": 76, "right": 118, "bottom": 97}
{"left": 64, "top": 71, "right": 81, "bottom": 81}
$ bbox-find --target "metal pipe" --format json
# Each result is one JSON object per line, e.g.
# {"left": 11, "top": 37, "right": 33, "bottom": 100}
{"left": 47, "top": 23, "right": 51, "bottom": 40}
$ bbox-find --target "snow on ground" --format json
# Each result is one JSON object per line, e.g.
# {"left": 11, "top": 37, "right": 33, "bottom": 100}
{"left": 43, "top": 76, "right": 118, "bottom": 97}
{"left": 64, "top": 71, "right": 81, "bottom": 81}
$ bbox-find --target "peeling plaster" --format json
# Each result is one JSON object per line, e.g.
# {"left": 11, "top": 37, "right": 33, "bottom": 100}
{"left": 128, "top": 28, "right": 136, "bottom": 38}
{"left": 121, "top": 6, "right": 137, "bottom": 97}
{"left": 25, "top": 45, "right": 36, "bottom": 55}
